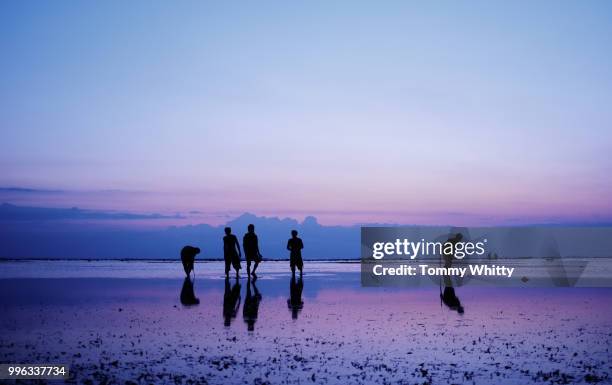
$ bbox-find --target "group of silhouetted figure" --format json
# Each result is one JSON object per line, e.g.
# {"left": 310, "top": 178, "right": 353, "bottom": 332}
{"left": 179, "top": 226, "right": 465, "bottom": 321}
{"left": 180, "top": 224, "right": 304, "bottom": 279}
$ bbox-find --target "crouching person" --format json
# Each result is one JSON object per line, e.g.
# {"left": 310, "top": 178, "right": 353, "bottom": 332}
{"left": 181, "top": 245, "right": 200, "bottom": 276}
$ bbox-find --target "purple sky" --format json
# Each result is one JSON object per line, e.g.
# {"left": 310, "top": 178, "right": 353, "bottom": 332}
{"left": 1, "top": 1, "right": 611, "bottom": 226}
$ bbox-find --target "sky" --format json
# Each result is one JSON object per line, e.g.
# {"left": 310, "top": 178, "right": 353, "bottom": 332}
{"left": 1, "top": 1, "right": 611, "bottom": 226}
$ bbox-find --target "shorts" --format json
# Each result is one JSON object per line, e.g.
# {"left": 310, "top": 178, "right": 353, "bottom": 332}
{"left": 224, "top": 252, "right": 241, "bottom": 272}
{"left": 245, "top": 253, "right": 262, "bottom": 263}
{"left": 290, "top": 254, "right": 303, "bottom": 270}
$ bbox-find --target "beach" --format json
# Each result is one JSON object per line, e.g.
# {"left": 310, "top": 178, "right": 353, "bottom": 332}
{"left": 1, "top": 260, "right": 611, "bottom": 384}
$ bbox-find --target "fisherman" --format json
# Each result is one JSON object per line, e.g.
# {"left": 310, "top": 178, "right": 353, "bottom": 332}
{"left": 287, "top": 230, "right": 304, "bottom": 276}
{"left": 243, "top": 224, "right": 263, "bottom": 277}
{"left": 223, "top": 227, "right": 242, "bottom": 278}
{"left": 180, "top": 245, "right": 200, "bottom": 276}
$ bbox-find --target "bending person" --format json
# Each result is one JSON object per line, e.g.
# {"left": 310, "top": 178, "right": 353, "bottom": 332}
{"left": 180, "top": 245, "right": 200, "bottom": 276}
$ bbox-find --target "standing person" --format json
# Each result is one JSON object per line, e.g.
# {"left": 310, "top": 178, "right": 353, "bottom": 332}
{"left": 223, "top": 227, "right": 242, "bottom": 278}
{"left": 286, "top": 230, "right": 304, "bottom": 276}
{"left": 243, "top": 224, "right": 263, "bottom": 278}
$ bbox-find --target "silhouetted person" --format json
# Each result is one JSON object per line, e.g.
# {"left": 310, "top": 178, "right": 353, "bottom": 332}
{"left": 180, "top": 245, "right": 200, "bottom": 276}
{"left": 287, "top": 275, "right": 304, "bottom": 319}
{"left": 287, "top": 230, "right": 304, "bottom": 276}
{"left": 180, "top": 276, "right": 200, "bottom": 306}
{"left": 243, "top": 277, "right": 262, "bottom": 331}
{"left": 441, "top": 286, "right": 464, "bottom": 314}
{"left": 223, "top": 277, "right": 241, "bottom": 327}
{"left": 243, "top": 224, "right": 263, "bottom": 277}
{"left": 443, "top": 233, "right": 463, "bottom": 268}
{"left": 223, "top": 227, "right": 241, "bottom": 278}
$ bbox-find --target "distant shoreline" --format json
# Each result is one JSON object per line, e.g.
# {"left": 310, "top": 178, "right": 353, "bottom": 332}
{"left": 0, "top": 255, "right": 612, "bottom": 263}
{"left": 0, "top": 257, "right": 361, "bottom": 263}
{"left": 1, "top": 256, "right": 610, "bottom": 262}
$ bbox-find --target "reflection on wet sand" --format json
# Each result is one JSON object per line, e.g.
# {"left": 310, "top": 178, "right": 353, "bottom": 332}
{"left": 180, "top": 276, "right": 200, "bottom": 306}
{"left": 287, "top": 275, "right": 304, "bottom": 319}
{"left": 441, "top": 286, "right": 464, "bottom": 313}
{"left": 243, "top": 277, "right": 262, "bottom": 331}
{"left": 223, "top": 277, "right": 241, "bottom": 326}
{"left": 3, "top": 263, "right": 611, "bottom": 384}
{"left": 440, "top": 232, "right": 465, "bottom": 314}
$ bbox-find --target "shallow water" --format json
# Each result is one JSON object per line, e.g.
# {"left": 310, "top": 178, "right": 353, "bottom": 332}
{"left": 0, "top": 261, "right": 611, "bottom": 384}
{"left": 0, "top": 260, "right": 360, "bottom": 279}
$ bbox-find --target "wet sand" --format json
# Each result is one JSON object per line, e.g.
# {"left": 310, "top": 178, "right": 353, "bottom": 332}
{"left": 0, "top": 261, "right": 611, "bottom": 384}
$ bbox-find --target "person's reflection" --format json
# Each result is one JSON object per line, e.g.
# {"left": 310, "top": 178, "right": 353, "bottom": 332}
{"left": 243, "top": 277, "right": 262, "bottom": 331}
{"left": 223, "top": 277, "right": 241, "bottom": 327}
{"left": 287, "top": 275, "right": 304, "bottom": 319}
{"left": 180, "top": 276, "right": 200, "bottom": 306}
{"left": 440, "top": 233, "right": 464, "bottom": 314}
{"left": 441, "top": 285, "right": 463, "bottom": 314}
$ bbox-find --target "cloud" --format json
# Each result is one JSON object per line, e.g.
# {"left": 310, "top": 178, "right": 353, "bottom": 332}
{"left": 0, "top": 208, "right": 361, "bottom": 259}
{"left": 0, "top": 203, "right": 184, "bottom": 221}
{"left": 0, "top": 187, "right": 65, "bottom": 194}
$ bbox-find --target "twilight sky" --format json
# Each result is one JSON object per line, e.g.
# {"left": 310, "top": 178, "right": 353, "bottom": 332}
{"left": 1, "top": 1, "right": 611, "bottom": 226}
